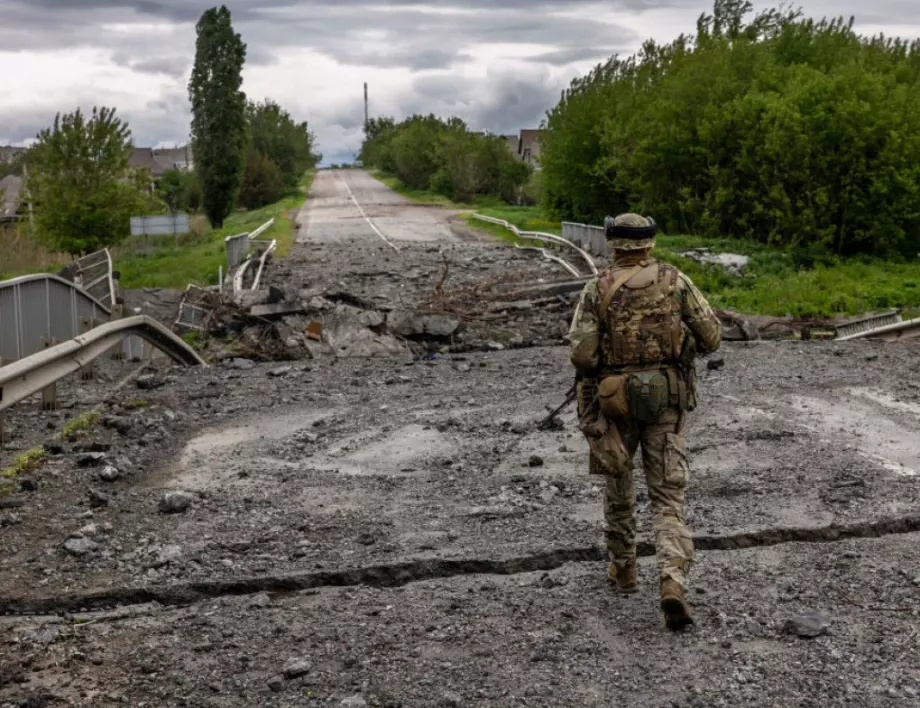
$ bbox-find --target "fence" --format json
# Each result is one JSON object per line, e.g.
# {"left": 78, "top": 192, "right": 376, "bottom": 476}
{"left": 124, "top": 214, "right": 193, "bottom": 254}
{"left": 225, "top": 233, "right": 250, "bottom": 271}
{"left": 225, "top": 217, "right": 275, "bottom": 286}
{"left": 0, "top": 273, "right": 111, "bottom": 362}
{"left": 561, "top": 222, "right": 607, "bottom": 256}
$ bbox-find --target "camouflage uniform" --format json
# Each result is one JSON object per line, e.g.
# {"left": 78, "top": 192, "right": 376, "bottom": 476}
{"left": 568, "top": 215, "right": 721, "bottom": 597}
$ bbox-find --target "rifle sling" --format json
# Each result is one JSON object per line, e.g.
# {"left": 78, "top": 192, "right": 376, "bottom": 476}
{"left": 598, "top": 264, "right": 643, "bottom": 321}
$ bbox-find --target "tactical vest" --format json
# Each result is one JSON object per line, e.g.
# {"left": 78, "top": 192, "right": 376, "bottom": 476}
{"left": 596, "top": 259, "right": 683, "bottom": 369}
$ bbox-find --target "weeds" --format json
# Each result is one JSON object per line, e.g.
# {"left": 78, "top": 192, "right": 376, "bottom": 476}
{"left": 62, "top": 412, "right": 100, "bottom": 441}
{"left": 0, "top": 223, "right": 70, "bottom": 280}
{"left": 0, "top": 448, "right": 47, "bottom": 497}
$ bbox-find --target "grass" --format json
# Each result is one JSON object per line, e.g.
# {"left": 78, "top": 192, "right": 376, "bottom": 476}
{"left": 0, "top": 223, "right": 70, "bottom": 281}
{"left": 462, "top": 205, "right": 920, "bottom": 319}
{"left": 1, "top": 448, "right": 47, "bottom": 497}
{"left": 1, "top": 172, "right": 315, "bottom": 288}
{"left": 62, "top": 412, "right": 100, "bottom": 441}
{"left": 116, "top": 171, "right": 314, "bottom": 290}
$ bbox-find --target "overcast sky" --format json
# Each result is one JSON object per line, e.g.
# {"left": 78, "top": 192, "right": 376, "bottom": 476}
{"left": 2, "top": 1, "right": 918, "bottom": 165}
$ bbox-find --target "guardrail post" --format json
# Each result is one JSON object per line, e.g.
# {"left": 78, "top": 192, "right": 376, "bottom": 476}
{"left": 41, "top": 337, "right": 59, "bottom": 411}
{"left": 110, "top": 304, "right": 125, "bottom": 361}
{"left": 0, "top": 356, "right": 8, "bottom": 444}
{"left": 78, "top": 317, "right": 96, "bottom": 380}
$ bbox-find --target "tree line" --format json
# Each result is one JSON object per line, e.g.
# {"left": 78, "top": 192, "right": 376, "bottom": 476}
{"left": 17, "top": 4, "right": 320, "bottom": 256}
{"left": 540, "top": 0, "right": 920, "bottom": 258}
{"left": 360, "top": 115, "right": 533, "bottom": 204}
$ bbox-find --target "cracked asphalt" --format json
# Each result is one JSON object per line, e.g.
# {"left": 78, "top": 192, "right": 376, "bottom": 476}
{"left": 2, "top": 170, "right": 920, "bottom": 707}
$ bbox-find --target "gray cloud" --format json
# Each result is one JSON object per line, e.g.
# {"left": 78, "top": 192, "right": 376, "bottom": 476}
{"left": 2, "top": 0, "right": 917, "bottom": 164}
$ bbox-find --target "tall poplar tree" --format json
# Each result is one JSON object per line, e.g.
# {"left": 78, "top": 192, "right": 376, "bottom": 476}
{"left": 188, "top": 5, "right": 248, "bottom": 228}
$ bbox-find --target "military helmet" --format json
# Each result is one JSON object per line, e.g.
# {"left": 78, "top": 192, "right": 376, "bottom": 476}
{"left": 604, "top": 213, "right": 658, "bottom": 251}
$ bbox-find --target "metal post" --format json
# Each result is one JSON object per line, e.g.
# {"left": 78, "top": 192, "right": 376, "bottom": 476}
{"left": 79, "top": 317, "right": 96, "bottom": 380}
{"left": 0, "top": 356, "right": 8, "bottom": 444}
{"left": 110, "top": 304, "right": 125, "bottom": 360}
{"left": 41, "top": 338, "right": 59, "bottom": 411}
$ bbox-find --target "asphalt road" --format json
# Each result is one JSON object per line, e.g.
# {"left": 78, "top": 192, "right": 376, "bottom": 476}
{"left": 297, "top": 169, "right": 460, "bottom": 247}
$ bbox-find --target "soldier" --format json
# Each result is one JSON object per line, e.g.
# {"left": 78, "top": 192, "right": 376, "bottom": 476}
{"left": 568, "top": 213, "right": 721, "bottom": 630}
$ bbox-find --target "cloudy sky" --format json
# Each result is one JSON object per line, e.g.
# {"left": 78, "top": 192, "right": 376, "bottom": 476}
{"left": 2, "top": 1, "right": 919, "bottom": 165}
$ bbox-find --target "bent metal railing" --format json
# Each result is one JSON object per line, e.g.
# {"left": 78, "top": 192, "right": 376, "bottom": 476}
{"left": 0, "top": 273, "right": 112, "bottom": 362}
{"left": 470, "top": 213, "right": 598, "bottom": 276}
{"left": 0, "top": 315, "right": 205, "bottom": 413}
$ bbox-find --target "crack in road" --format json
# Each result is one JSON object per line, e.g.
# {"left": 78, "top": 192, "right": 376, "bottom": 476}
{"left": 4, "top": 514, "right": 919, "bottom": 617}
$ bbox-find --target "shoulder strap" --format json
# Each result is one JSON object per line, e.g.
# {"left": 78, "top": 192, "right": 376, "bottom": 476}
{"left": 598, "top": 264, "right": 643, "bottom": 321}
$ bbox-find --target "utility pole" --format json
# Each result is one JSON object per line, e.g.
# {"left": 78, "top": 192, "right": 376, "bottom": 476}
{"left": 363, "top": 82, "right": 369, "bottom": 132}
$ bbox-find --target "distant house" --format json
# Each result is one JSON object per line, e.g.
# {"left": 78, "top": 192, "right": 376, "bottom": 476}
{"left": 501, "top": 130, "right": 546, "bottom": 168}
{"left": 129, "top": 145, "right": 194, "bottom": 182}
{"left": 517, "top": 129, "right": 544, "bottom": 167}
{"left": 0, "top": 174, "right": 24, "bottom": 221}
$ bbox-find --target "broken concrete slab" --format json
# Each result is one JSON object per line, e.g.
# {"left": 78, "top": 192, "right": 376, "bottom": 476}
{"left": 679, "top": 248, "right": 750, "bottom": 276}
{"left": 249, "top": 302, "right": 307, "bottom": 319}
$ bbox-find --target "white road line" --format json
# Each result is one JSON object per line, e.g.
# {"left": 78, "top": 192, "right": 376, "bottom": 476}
{"left": 339, "top": 172, "right": 400, "bottom": 252}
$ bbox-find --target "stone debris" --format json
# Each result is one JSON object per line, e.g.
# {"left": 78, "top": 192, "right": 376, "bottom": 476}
{"left": 784, "top": 612, "right": 832, "bottom": 638}
{"left": 98, "top": 465, "right": 121, "bottom": 482}
{"left": 158, "top": 491, "right": 195, "bottom": 514}
{"left": 282, "top": 658, "right": 312, "bottom": 679}
{"left": 63, "top": 536, "right": 99, "bottom": 557}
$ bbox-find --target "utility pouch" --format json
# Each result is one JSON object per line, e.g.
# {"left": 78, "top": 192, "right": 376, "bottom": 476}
{"left": 627, "top": 370, "right": 670, "bottom": 423}
{"left": 598, "top": 375, "right": 629, "bottom": 419}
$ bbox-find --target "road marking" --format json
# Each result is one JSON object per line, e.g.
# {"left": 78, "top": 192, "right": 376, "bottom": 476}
{"left": 339, "top": 173, "right": 400, "bottom": 251}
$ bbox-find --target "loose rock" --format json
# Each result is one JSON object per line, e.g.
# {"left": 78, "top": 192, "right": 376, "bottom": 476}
{"left": 784, "top": 612, "right": 831, "bottom": 638}
{"left": 87, "top": 488, "right": 110, "bottom": 508}
{"left": 98, "top": 465, "right": 121, "bottom": 483}
{"left": 282, "top": 658, "right": 312, "bottom": 679}
{"left": 77, "top": 452, "right": 107, "bottom": 467}
{"left": 63, "top": 537, "right": 99, "bottom": 557}
{"left": 158, "top": 491, "right": 195, "bottom": 514}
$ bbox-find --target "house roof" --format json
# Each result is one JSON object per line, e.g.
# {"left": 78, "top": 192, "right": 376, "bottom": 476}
{"left": 130, "top": 146, "right": 193, "bottom": 177}
{"left": 130, "top": 148, "right": 166, "bottom": 177}
{"left": 0, "top": 175, "right": 23, "bottom": 216}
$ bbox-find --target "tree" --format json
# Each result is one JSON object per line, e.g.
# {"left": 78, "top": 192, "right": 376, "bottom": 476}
{"left": 247, "top": 99, "right": 320, "bottom": 189}
{"left": 188, "top": 5, "right": 248, "bottom": 228}
{"left": 238, "top": 148, "right": 284, "bottom": 209}
{"left": 25, "top": 106, "right": 155, "bottom": 256}
{"left": 156, "top": 168, "right": 196, "bottom": 213}
{"left": 540, "top": 0, "right": 920, "bottom": 257}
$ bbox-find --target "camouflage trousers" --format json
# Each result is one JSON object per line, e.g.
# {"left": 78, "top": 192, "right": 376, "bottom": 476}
{"left": 590, "top": 407, "right": 695, "bottom": 586}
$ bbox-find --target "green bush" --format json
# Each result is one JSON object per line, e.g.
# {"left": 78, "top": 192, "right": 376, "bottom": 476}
{"left": 541, "top": 0, "right": 920, "bottom": 258}
{"left": 360, "top": 115, "right": 531, "bottom": 204}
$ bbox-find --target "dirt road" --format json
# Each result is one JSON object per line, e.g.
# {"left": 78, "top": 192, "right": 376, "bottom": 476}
{"left": 2, "top": 171, "right": 920, "bottom": 707}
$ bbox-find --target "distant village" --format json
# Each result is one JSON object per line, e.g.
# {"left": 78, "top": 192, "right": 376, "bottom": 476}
{"left": 0, "top": 129, "right": 543, "bottom": 221}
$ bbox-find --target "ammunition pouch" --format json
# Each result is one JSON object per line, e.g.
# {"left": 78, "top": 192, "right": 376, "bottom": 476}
{"left": 598, "top": 375, "right": 629, "bottom": 418}
{"left": 613, "top": 365, "right": 694, "bottom": 422}
{"left": 626, "top": 370, "right": 670, "bottom": 422}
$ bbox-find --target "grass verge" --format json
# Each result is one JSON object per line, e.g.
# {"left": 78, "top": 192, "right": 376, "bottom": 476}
{"left": 464, "top": 206, "right": 920, "bottom": 319}
{"left": 116, "top": 171, "right": 314, "bottom": 290}
{"left": 0, "top": 223, "right": 70, "bottom": 281}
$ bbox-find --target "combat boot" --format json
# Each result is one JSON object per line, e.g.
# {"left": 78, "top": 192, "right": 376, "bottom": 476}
{"left": 660, "top": 579, "right": 693, "bottom": 630}
{"left": 607, "top": 558, "right": 638, "bottom": 594}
